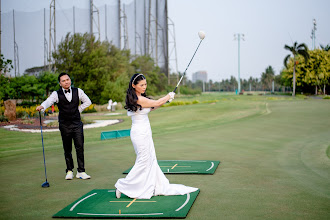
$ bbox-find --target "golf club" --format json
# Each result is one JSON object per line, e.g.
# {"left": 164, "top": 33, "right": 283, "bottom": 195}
{"left": 39, "top": 111, "right": 50, "bottom": 188}
{"left": 173, "top": 31, "right": 206, "bottom": 93}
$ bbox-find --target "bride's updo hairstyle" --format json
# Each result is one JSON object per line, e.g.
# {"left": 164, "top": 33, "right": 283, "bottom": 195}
{"left": 125, "top": 73, "right": 146, "bottom": 112}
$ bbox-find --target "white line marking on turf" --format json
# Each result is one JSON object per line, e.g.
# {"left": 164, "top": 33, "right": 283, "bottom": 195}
{"left": 161, "top": 160, "right": 206, "bottom": 162}
{"left": 77, "top": 213, "right": 163, "bottom": 216}
{"left": 206, "top": 162, "right": 214, "bottom": 171}
{"left": 70, "top": 193, "right": 97, "bottom": 211}
{"left": 175, "top": 193, "right": 190, "bottom": 211}
{"left": 165, "top": 171, "right": 198, "bottom": 173}
{"left": 108, "top": 190, "right": 115, "bottom": 192}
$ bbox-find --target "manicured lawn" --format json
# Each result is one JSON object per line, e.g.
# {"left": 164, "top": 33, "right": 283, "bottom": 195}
{"left": 0, "top": 93, "right": 329, "bottom": 219}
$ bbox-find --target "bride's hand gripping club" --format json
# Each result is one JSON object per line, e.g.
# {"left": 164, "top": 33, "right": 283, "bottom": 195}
{"left": 168, "top": 92, "right": 175, "bottom": 103}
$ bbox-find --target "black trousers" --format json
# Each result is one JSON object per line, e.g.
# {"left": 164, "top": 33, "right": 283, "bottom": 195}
{"left": 59, "top": 121, "right": 85, "bottom": 173}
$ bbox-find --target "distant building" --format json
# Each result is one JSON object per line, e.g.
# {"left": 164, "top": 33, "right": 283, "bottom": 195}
{"left": 192, "top": 71, "right": 207, "bottom": 83}
{"left": 24, "top": 65, "right": 53, "bottom": 76}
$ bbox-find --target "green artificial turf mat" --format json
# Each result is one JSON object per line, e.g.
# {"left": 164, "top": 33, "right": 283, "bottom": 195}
{"left": 53, "top": 189, "right": 200, "bottom": 218}
{"left": 123, "top": 160, "right": 220, "bottom": 174}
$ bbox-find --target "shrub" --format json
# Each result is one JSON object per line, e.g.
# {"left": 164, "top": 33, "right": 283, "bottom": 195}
{"left": 17, "top": 101, "right": 38, "bottom": 107}
{"left": 163, "top": 100, "right": 201, "bottom": 107}
{"left": 16, "top": 105, "right": 38, "bottom": 118}
{"left": 178, "top": 86, "right": 202, "bottom": 95}
{"left": 22, "top": 119, "right": 35, "bottom": 124}
{"left": 81, "top": 116, "right": 93, "bottom": 124}
{"left": 202, "top": 100, "right": 218, "bottom": 104}
{"left": 45, "top": 121, "right": 59, "bottom": 127}
{"left": 0, "top": 115, "right": 8, "bottom": 122}
{"left": 82, "top": 104, "right": 97, "bottom": 113}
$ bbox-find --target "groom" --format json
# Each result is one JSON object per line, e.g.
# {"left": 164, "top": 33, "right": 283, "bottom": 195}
{"left": 36, "top": 72, "right": 92, "bottom": 180}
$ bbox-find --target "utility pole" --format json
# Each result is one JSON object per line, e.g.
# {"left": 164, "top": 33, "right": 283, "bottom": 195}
{"left": 120, "top": 5, "right": 129, "bottom": 50}
{"left": 44, "top": 8, "right": 48, "bottom": 70}
{"left": 234, "top": 33, "right": 244, "bottom": 94}
{"left": 134, "top": 0, "right": 136, "bottom": 54}
{"left": 168, "top": 17, "right": 178, "bottom": 86}
{"left": 13, "top": 9, "right": 19, "bottom": 76}
{"left": 73, "top": 6, "right": 75, "bottom": 35}
{"left": 89, "top": 0, "right": 100, "bottom": 40}
{"left": 311, "top": 19, "right": 317, "bottom": 50}
{"left": 0, "top": 0, "right": 2, "bottom": 56}
{"left": 49, "top": 0, "right": 56, "bottom": 72}
{"left": 90, "top": 0, "right": 93, "bottom": 36}
{"left": 105, "top": 4, "right": 108, "bottom": 41}
{"left": 118, "top": 0, "right": 121, "bottom": 49}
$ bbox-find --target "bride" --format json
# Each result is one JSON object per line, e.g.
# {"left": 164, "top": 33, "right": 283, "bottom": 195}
{"left": 115, "top": 73, "right": 198, "bottom": 199}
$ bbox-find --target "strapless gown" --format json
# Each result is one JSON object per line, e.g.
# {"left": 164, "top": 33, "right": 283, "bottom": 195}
{"left": 115, "top": 108, "right": 198, "bottom": 199}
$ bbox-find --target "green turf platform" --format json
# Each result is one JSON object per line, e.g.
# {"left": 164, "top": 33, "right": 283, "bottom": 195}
{"left": 123, "top": 160, "right": 220, "bottom": 174}
{"left": 53, "top": 189, "right": 200, "bottom": 218}
{"left": 101, "top": 129, "right": 130, "bottom": 140}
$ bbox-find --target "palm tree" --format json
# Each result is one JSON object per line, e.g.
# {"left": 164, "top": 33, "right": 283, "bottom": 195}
{"left": 261, "top": 66, "right": 275, "bottom": 91}
{"left": 284, "top": 42, "right": 309, "bottom": 96}
{"left": 320, "top": 44, "right": 330, "bottom": 51}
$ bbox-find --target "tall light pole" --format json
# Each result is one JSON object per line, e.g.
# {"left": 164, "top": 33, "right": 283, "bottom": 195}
{"left": 234, "top": 33, "right": 244, "bottom": 94}
{"left": 311, "top": 19, "right": 317, "bottom": 50}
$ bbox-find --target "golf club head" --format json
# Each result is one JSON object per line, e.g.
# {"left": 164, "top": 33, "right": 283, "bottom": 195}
{"left": 42, "top": 181, "right": 50, "bottom": 188}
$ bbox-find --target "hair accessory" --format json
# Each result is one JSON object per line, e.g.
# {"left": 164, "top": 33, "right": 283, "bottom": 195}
{"left": 132, "top": 74, "right": 144, "bottom": 84}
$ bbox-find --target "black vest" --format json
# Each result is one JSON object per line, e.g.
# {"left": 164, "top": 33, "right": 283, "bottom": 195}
{"left": 57, "top": 87, "right": 81, "bottom": 125}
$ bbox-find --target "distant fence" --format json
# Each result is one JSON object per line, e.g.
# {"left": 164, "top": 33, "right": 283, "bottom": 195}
{"left": 3, "top": 0, "right": 168, "bottom": 76}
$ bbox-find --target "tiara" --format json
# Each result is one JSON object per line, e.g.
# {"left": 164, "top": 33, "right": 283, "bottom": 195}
{"left": 132, "top": 74, "right": 144, "bottom": 84}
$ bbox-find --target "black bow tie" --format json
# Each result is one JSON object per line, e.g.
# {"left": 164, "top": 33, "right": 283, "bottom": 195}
{"left": 65, "top": 89, "right": 70, "bottom": 93}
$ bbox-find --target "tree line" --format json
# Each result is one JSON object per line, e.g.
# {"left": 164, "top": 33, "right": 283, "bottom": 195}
{"left": 1, "top": 34, "right": 329, "bottom": 104}
{"left": 187, "top": 42, "right": 330, "bottom": 95}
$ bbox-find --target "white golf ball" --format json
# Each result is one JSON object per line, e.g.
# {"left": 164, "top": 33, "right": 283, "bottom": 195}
{"left": 198, "top": 31, "right": 206, "bottom": 39}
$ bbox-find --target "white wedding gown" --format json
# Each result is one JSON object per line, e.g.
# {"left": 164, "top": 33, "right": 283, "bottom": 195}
{"left": 115, "top": 108, "right": 198, "bottom": 199}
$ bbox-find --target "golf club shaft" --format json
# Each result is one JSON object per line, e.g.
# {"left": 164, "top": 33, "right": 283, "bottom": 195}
{"left": 173, "top": 39, "right": 204, "bottom": 93}
{"left": 39, "top": 112, "right": 48, "bottom": 182}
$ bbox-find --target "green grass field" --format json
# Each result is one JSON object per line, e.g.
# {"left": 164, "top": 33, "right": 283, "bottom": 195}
{"left": 1, "top": 93, "right": 329, "bottom": 219}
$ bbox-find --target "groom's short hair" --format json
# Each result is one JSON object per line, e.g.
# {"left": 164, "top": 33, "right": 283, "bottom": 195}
{"left": 58, "top": 72, "right": 70, "bottom": 82}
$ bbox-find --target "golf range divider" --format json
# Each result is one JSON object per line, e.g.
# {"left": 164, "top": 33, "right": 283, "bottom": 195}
{"left": 123, "top": 160, "right": 220, "bottom": 175}
{"left": 101, "top": 129, "right": 130, "bottom": 140}
{"left": 53, "top": 189, "right": 200, "bottom": 218}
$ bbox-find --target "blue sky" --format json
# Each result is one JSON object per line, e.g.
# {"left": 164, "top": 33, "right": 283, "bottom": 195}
{"left": 2, "top": 0, "right": 330, "bottom": 81}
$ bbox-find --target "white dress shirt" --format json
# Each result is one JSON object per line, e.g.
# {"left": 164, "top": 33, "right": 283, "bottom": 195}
{"left": 41, "top": 87, "right": 92, "bottom": 113}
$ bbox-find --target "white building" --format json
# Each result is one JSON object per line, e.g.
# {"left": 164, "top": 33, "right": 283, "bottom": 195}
{"left": 192, "top": 71, "right": 207, "bottom": 83}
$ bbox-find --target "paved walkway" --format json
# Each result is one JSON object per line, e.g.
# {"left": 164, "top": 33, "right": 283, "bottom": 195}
{"left": 3, "top": 120, "right": 120, "bottom": 133}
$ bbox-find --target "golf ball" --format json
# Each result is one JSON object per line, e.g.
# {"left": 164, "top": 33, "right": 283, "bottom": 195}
{"left": 198, "top": 31, "right": 206, "bottom": 39}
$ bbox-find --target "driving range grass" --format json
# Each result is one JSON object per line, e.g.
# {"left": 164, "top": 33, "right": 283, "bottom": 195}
{"left": 0, "top": 93, "right": 329, "bottom": 219}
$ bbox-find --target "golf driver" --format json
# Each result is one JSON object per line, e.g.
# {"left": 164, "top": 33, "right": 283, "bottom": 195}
{"left": 173, "top": 30, "right": 206, "bottom": 92}
{"left": 39, "top": 111, "right": 50, "bottom": 188}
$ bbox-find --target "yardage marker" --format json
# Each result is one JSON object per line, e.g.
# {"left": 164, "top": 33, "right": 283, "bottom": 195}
{"left": 126, "top": 198, "right": 136, "bottom": 207}
{"left": 171, "top": 164, "right": 178, "bottom": 169}
{"left": 70, "top": 193, "right": 97, "bottom": 211}
{"left": 110, "top": 199, "right": 156, "bottom": 208}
